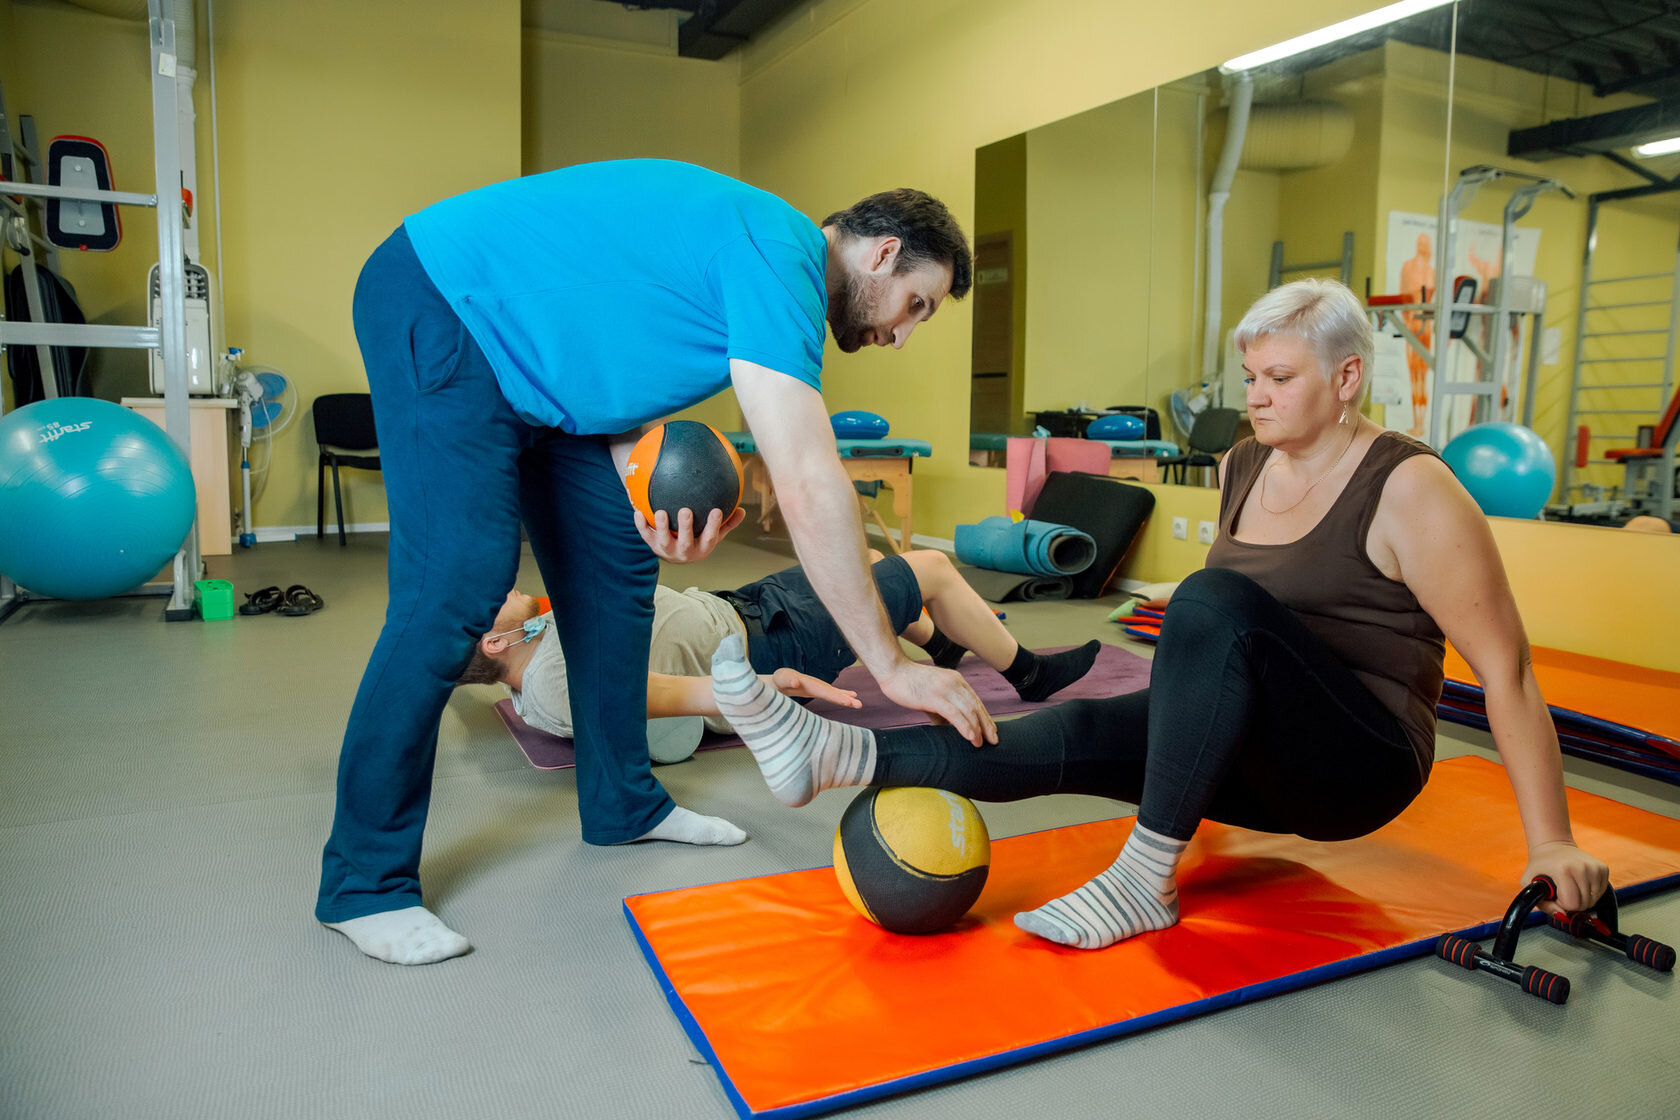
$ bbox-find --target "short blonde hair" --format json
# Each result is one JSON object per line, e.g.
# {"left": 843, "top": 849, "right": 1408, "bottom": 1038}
{"left": 1234, "top": 278, "right": 1372, "bottom": 404}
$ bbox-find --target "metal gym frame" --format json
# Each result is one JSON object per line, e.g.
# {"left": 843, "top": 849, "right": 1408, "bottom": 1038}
{"left": 1364, "top": 166, "right": 1571, "bottom": 451}
{"left": 1268, "top": 231, "right": 1354, "bottom": 290}
{"left": 0, "top": 0, "right": 200, "bottom": 624}
{"left": 1560, "top": 179, "right": 1680, "bottom": 523}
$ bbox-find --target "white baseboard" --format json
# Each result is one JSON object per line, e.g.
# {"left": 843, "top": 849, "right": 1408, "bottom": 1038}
{"left": 248, "top": 521, "right": 955, "bottom": 553}
{"left": 244, "top": 521, "right": 391, "bottom": 544}
{"left": 863, "top": 524, "right": 955, "bottom": 553}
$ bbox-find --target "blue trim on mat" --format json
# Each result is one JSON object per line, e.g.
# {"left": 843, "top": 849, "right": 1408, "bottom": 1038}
{"left": 1437, "top": 679, "right": 1680, "bottom": 753}
{"left": 1436, "top": 706, "right": 1680, "bottom": 784}
{"left": 623, "top": 900, "right": 760, "bottom": 1120}
{"left": 624, "top": 860, "right": 1680, "bottom": 1118}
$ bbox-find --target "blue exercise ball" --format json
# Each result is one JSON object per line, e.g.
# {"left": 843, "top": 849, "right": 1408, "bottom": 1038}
{"left": 0, "top": 397, "right": 197, "bottom": 599}
{"left": 831, "top": 410, "right": 890, "bottom": 440}
{"left": 1441, "top": 422, "right": 1555, "bottom": 520}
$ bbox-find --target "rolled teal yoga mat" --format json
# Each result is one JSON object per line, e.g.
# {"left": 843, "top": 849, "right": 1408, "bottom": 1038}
{"left": 954, "top": 516, "right": 1096, "bottom": 577}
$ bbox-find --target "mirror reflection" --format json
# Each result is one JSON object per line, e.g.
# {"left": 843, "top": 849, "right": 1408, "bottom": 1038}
{"left": 971, "top": 0, "right": 1675, "bottom": 533}
{"left": 1439, "top": 0, "right": 1678, "bottom": 530}
{"left": 969, "top": 2, "right": 1459, "bottom": 498}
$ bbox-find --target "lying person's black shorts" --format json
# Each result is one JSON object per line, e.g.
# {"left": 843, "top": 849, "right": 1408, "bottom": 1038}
{"left": 714, "top": 554, "right": 924, "bottom": 684}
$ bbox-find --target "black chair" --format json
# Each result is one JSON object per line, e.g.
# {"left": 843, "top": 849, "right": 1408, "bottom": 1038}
{"left": 1160, "top": 407, "right": 1242, "bottom": 486}
{"left": 315, "top": 393, "right": 381, "bottom": 546}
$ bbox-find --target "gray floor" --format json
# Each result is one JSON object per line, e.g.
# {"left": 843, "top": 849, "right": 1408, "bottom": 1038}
{"left": 1, "top": 532, "right": 1676, "bottom": 1120}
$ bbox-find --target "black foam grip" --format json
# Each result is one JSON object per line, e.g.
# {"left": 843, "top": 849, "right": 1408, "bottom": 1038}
{"left": 1522, "top": 965, "right": 1570, "bottom": 1005}
{"left": 1532, "top": 874, "right": 1559, "bottom": 901}
{"left": 1436, "top": 934, "right": 1480, "bottom": 970}
{"left": 1626, "top": 934, "right": 1677, "bottom": 972}
{"left": 1552, "top": 911, "right": 1592, "bottom": 938}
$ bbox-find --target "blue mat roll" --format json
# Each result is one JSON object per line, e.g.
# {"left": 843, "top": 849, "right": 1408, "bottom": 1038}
{"left": 953, "top": 516, "right": 1096, "bottom": 577}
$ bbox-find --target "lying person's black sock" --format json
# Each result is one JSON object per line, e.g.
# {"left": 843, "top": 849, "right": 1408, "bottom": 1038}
{"left": 1002, "top": 639, "right": 1102, "bottom": 702}
{"left": 917, "top": 626, "right": 969, "bottom": 669}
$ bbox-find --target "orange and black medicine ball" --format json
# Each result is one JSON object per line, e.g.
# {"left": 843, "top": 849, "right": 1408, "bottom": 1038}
{"left": 625, "top": 421, "right": 744, "bottom": 529}
{"left": 834, "top": 787, "right": 991, "bottom": 934}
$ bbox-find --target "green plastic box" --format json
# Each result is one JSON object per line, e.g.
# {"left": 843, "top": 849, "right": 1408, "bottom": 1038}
{"left": 195, "top": 578, "right": 236, "bottom": 621}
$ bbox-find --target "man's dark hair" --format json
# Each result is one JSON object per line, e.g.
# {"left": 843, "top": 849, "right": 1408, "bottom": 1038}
{"left": 823, "top": 189, "right": 972, "bottom": 299}
{"left": 455, "top": 647, "right": 504, "bottom": 688}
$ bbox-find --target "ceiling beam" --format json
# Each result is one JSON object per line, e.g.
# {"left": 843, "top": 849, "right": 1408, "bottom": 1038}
{"left": 677, "top": 0, "right": 803, "bottom": 60}
{"left": 1595, "top": 58, "right": 1680, "bottom": 96}
{"left": 1508, "top": 98, "right": 1680, "bottom": 159}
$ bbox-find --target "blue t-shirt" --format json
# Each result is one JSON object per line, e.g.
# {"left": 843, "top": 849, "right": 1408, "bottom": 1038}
{"left": 403, "top": 160, "right": 828, "bottom": 434}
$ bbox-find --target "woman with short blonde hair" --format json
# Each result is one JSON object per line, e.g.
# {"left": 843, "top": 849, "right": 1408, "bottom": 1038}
{"left": 715, "top": 278, "right": 1610, "bottom": 951}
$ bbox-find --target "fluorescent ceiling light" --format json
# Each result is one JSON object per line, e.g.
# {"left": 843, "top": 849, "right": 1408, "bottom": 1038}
{"left": 1220, "top": 0, "right": 1456, "bottom": 73}
{"left": 1634, "top": 135, "right": 1680, "bottom": 158}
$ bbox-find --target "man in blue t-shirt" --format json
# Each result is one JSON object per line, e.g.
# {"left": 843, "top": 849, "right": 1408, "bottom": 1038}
{"left": 317, "top": 160, "right": 994, "bottom": 965}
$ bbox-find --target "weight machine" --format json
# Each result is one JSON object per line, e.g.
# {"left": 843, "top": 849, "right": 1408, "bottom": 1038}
{"left": 1365, "top": 166, "right": 1572, "bottom": 450}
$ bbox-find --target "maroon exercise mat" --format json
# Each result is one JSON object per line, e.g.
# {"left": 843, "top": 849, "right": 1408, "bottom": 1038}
{"left": 497, "top": 642, "right": 1152, "bottom": 770}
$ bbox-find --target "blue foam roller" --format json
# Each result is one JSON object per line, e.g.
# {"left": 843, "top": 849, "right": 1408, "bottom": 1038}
{"left": 1087, "top": 414, "right": 1144, "bottom": 440}
{"left": 831, "top": 410, "right": 889, "bottom": 440}
{"left": 954, "top": 516, "right": 1097, "bottom": 577}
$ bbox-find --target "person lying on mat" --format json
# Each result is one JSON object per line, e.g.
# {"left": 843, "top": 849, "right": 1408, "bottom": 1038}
{"left": 457, "top": 549, "right": 1101, "bottom": 741}
{"left": 709, "top": 276, "right": 1611, "bottom": 950}
{"left": 464, "top": 589, "right": 861, "bottom": 758}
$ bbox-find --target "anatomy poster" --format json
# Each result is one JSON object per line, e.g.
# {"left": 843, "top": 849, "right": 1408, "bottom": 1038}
{"left": 1377, "top": 211, "right": 1540, "bottom": 440}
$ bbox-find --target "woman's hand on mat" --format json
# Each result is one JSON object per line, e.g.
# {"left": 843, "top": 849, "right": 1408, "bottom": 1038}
{"left": 766, "top": 669, "right": 861, "bottom": 709}
{"left": 636, "top": 506, "right": 748, "bottom": 563}
{"left": 880, "top": 661, "right": 998, "bottom": 747}
{"left": 1523, "top": 841, "right": 1611, "bottom": 913}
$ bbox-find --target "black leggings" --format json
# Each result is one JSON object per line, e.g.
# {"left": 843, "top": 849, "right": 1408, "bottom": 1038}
{"left": 875, "top": 567, "right": 1429, "bottom": 842}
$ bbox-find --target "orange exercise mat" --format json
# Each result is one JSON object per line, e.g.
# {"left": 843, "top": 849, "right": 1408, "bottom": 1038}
{"left": 624, "top": 757, "right": 1680, "bottom": 1119}
{"left": 1445, "top": 644, "right": 1680, "bottom": 744}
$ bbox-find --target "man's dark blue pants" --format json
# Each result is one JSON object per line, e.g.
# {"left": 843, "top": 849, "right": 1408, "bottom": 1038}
{"left": 316, "top": 227, "right": 672, "bottom": 922}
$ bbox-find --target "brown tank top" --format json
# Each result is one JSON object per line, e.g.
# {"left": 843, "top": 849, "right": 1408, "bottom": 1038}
{"left": 1204, "top": 431, "right": 1445, "bottom": 771}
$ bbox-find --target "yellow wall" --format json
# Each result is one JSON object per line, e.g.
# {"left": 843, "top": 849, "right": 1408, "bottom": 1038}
{"left": 1279, "top": 48, "right": 1391, "bottom": 305}
{"left": 4, "top": 0, "right": 522, "bottom": 534}
{"left": 521, "top": 28, "right": 744, "bottom": 434}
{"left": 973, "top": 132, "right": 1027, "bottom": 431}
{"left": 1024, "top": 91, "right": 1155, "bottom": 416}
{"left": 1117, "top": 481, "right": 1220, "bottom": 585}
{"left": 522, "top": 30, "right": 740, "bottom": 177}
{"left": 214, "top": 0, "right": 521, "bottom": 530}
{"left": 733, "top": 0, "right": 1389, "bottom": 545}
{"left": 1485, "top": 516, "right": 1680, "bottom": 672}
{"left": 1146, "top": 81, "right": 1207, "bottom": 421}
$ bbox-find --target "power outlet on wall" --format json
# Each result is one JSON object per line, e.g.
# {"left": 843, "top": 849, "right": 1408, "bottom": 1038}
{"left": 1171, "top": 517, "right": 1188, "bottom": 540}
{"left": 1198, "top": 520, "right": 1217, "bottom": 544}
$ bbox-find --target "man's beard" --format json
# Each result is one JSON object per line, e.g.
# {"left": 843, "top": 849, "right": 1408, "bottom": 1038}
{"left": 829, "top": 269, "right": 887, "bottom": 353}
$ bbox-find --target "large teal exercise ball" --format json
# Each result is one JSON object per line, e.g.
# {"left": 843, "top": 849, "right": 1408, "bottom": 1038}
{"left": 0, "top": 397, "right": 196, "bottom": 599}
{"left": 1441, "top": 422, "right": 1555, "bottom": 520}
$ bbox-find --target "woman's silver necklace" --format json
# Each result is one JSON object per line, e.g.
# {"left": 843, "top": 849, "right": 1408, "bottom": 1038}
{"left": 1259, "top": 425, "right": 1359, "bottom": 515}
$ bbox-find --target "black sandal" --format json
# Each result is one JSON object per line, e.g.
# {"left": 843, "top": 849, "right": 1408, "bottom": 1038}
{"left": 239, "top": 586, "right": 284, "bottom": 615}
{"left": 277, "top": 584, "right": 325, "bottom": 616}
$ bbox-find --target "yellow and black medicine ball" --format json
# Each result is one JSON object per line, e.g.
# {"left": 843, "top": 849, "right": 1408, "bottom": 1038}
{"left": 833, "top": 787, "right": 990, "bottom": 934}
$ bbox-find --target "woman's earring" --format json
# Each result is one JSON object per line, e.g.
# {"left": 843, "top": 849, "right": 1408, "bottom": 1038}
{"left": 1339, "top": 405, "right": 1349, "bottom": 425}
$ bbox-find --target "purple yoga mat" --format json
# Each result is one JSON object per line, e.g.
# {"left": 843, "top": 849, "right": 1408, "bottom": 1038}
{"left": 496, "top": 642, "right": 1153, "bottom": 770}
